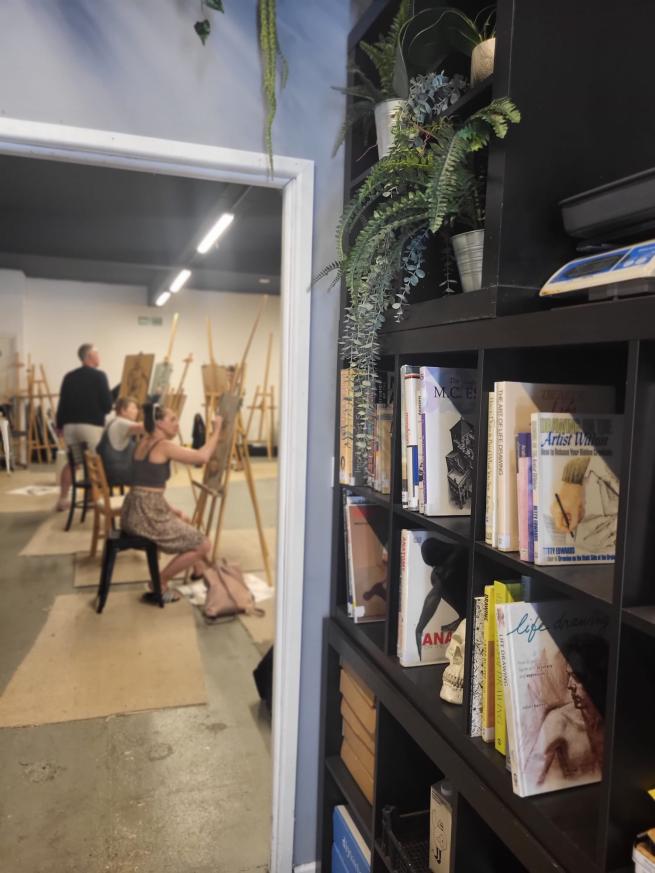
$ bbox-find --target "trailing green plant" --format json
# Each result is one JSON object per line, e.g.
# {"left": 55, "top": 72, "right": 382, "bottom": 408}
{"left": 320, "top": 84, "right": 520, "bottom": 468}
{"left": 332, "top": 0, "right": 411, "bottom": 156}
{"left": 192, "top": 0, "right": 286, "bottom": 173}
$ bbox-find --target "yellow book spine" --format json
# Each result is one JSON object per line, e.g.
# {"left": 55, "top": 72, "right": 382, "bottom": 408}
{"left": 494, "top": 580, "right": 524, "bottom": 756}
{"left": 481, "top": 584, "right": 495, "bottom": 743}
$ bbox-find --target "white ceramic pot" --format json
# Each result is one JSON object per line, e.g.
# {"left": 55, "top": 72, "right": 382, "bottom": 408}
{"left": 374, "top": 98, "right": 406, "bottom": 159}
{"left": 471, "top": 37, "right": 496, "bottom": 86}
{"left": 452, "top": 229, "right": 485, "bottom": 293}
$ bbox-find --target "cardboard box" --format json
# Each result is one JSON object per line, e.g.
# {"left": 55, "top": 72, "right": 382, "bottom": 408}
{"left": 341, "top": 699, "right": 375, "bottom": 755}
{"left": 341, "top": 737, "right": 374, "bottom": 804}
{"left": 343, "top": 715, "right": 375, "bottom": 777}
{"left": 340, "top": 672, "right": 376, "bottom": 735}
{"left": 341, "top": 661, "right": 376, "bottom": 707}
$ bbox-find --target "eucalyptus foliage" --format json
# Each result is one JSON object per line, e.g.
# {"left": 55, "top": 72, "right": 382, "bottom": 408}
{"left": 320, "top": 84, "right": 520, "bottom": 468}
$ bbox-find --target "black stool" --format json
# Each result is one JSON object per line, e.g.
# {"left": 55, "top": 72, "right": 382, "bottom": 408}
{"left": 65, "top": 442, "right": 91, "bottom": 532}
{"left": 96, "top": 530, "right": 163, "bottom": 613}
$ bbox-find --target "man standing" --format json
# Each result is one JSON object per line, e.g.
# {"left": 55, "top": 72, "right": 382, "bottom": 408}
{"left": 55, "top": 343, "right": 113, "bottom": 511}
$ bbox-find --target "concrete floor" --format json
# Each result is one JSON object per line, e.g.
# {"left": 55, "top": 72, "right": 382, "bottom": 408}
{"left": 0, "top": 507, "right": 272, "bottom": 873}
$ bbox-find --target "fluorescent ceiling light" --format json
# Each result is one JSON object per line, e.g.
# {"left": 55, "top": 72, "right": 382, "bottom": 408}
{"left": 155, "top": 290, "right": 171, "bottom": 307}
{"left": 197, "top": 212, "right": 234, "bottom": 254}
{"left": 258, "top": 277, "right": 271, "bottom": 285}
{"left": 169, "top": 268, "right": 191, "bottom": 293}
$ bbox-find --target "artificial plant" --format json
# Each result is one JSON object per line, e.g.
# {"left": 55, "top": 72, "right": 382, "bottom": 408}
{"left": 193, "top": 0, "right": 286, "bottom": 173}
{"left": 321, "top": 77, "right": 520, "bottom": 467}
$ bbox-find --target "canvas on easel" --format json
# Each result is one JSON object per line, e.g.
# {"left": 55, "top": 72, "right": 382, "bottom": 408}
{"left": 120, "top": 353, "right": 155, "bottom": 405}
{"left": 150, "top": 313, "right": 179, "bottom": 399}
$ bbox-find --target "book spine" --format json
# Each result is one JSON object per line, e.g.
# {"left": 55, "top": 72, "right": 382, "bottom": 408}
{"left": 495, "top": 605, "right": 523, "bottom": 796}
{"left": 531, "top": 415, "right": 540, "bottom": 564}
{"left": 332, "top": 807, "right": 371, "bottom": 872}
{"left": 517, "top": 433, "right": 530, "bottom": 562}
{"left": 495, "top": 382, "right": 514, "bottom": 551}
{"left": 481, "top": 584, "right": 495, "bottom": 743}
{"left": 405, "top": 372, "right": 421, "bottom": 511}
{"left": 418, "top": 373, "right": 426, "bottom": 513}
{"left": 400, "top": 367, "right": 408, "bottom": 506}
{"left": 493, "top": 582, "right": 508, "bottom": 756}
{"left": 469, "top": 595, "right": 485, "bottom": 738}
{"left": 339, "top": 369, "right": 355, "bottom": 486}
{"left": 343, "top": 495, "right": 354, "bottom": 617}
{"left": 527, "top": 436, "right": 534, "bottom": 563}
{"left": 397, "top": 530, "right": 409, "bottom": 663}
{"left": 485, "top": 391, "right": 496, "bottom": 546}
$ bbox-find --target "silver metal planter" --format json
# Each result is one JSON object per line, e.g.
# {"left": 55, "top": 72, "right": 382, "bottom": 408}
{"left": 374, "top": 98, "right": 406, "bottom": 159}
{"left": 452, "top": 229, "right": 485, "bottom": 293}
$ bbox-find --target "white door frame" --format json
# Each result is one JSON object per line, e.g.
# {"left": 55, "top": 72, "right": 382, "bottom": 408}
{"left": 0, "top": 116, "right": 314, "bottom": 873}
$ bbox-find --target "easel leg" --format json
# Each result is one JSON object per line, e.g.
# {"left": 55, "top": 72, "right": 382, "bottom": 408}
{"left": 240, "top": 429, "right": 273, "bottom": 586}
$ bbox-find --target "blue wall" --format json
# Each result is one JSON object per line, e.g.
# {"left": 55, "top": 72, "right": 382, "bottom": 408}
{"left": 0, "top": 0, "right": 355, "bottom": 864}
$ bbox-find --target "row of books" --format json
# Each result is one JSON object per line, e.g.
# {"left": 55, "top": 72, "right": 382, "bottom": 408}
{"left": 485, "top": 381, "right": 621, "bottom": 564}
{"left": 339, "top": 369, "right": 393, "bottom": 494}
{"left": 401, "top": 365, "right": 476, "bottom": 516}
{"left": 469, "top": 580, "right": 610, "bottom": 797}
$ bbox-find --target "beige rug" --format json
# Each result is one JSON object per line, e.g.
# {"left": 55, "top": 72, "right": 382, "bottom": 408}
{"left": 73, "top": 551, "right": 154, "bottom": 589}
{"left": 0, "top": 469, "right": 59, "bottom": 514}
{"left": 0, "top": 592, "right": 207, "bottom": 728}
{"left": 19, "top": 513, "right": 93, "bottom": 557}
{"left": 217, "top": 526, "right": 277, "bottom": 574}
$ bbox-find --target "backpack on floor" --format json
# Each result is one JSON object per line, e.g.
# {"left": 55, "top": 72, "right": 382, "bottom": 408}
{"left": 203, "top": 559, "right": 263, "bottom": 621}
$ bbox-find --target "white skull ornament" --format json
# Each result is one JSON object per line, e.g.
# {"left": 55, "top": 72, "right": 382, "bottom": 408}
{"left": 440, "top": 618, "right": 466, "bottom": 704}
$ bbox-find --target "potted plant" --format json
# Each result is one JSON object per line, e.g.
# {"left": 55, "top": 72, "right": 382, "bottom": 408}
{"left": 320, "top": 74, "right": 519, "bottom": 465}
{"left": 449, "top": 7, "right": 497, "bottom": 86}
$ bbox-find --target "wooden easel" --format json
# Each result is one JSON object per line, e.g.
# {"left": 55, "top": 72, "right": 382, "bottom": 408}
{"left": 26, "top": 364, "right": 61, "bottom": 465}
{"left": 245, "top": 332, "right": 277, "bottom": 459}
{"left": 164, "top": 352, "right": 193, "bottom": 418}
{"left": 150, "top": 312, "right": 179, "bottom": 398}
{"left": 191, "top": 300, "right": 273, "bottom": 585}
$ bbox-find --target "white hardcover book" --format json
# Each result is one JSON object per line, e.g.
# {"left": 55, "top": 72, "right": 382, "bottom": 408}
{"left": 531, "top": 413, "right": 622, "bottom": 565}
{"left": 495, "top": 602, "right": 520, "bottom": 792}
{"left": 485, "top": 391, "right": 496, "bottom": 545}
{"left": 469, "top": 595, "right": 485, "bottom": 738}
{"left": 495, "top": 382, "right": 615, "bottom": 552}
{"left": 403, "top": 367, "right": 421, "bottom": 511}
{"left": 496, "top": 600, "right": 610, "bottom": 797}
{"left": 397, "top": 529, "right": 459, "bottom": 667}
{"left": 420, "top": 367, "right": 477, "bottom": 517}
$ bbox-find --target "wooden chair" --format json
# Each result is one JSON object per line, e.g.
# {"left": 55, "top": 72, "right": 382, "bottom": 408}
{"left": 85, "top": 450, "right": 124, "bottom": 558}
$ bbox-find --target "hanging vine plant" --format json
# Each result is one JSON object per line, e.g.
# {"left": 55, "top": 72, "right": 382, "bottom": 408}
{"left": 319, "top": 78, "right": 520, "bottom": 469}
{"left": 192, "top": 0, "right": 286, "bottom": 172}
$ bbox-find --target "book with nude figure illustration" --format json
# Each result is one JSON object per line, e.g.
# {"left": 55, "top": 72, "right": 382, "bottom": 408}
{"left": 397, "top": 529, "right": 460, "bottom": 667}
{"left": 344, "top": 499, "right": 388, "bottom": 623}
{"left": 496, "top": 599, "right": 610, "bottom": 797}
{"left": 531, "top": 413, "right": 622, "bottom": 565}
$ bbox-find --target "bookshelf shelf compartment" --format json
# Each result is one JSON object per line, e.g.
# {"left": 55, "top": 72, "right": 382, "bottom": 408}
{"left": 622, "top": 605, "right": 655, "bottom": 638}
{"left": 393, "top": 506, "right": 471, "bottom": 543}
{"left": 343, "top": 483, "right": 391, "bottom": 509}
{"left": 325, "top": 755, "right": 373, "bottom": 847}
{"left": 474, "top": 542, "right": 615, "bottom": 606}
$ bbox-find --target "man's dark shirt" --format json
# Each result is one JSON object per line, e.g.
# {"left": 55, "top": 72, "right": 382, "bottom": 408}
{"left": 56, "top": 366, "right": 113, "bottom": 429}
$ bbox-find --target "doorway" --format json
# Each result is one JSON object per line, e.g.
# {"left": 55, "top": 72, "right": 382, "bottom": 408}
{"left": 0, "top": 117, "right": 313, "bottom": 873}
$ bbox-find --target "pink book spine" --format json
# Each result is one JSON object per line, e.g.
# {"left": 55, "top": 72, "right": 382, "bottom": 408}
{"left": 516, "top": 433, "right": 531, "bottom": 561}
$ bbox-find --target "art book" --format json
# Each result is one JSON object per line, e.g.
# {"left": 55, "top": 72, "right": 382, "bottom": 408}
{"left": 397, "top": 530, "right": 461, "bottom": 667}
{"left": 339, "top": 369, "right": 356, "bottom": 486}
{"left": 419, "top": 367, "right": 477, "bottom": 516}
{"left": 494, "top": 382, "right": 614, "bottom": 552}
{"left": 469, "top": 595, "right": 485, "bottom": 738}
{"left": 531, "top": 413, "right": 622, "bottom": 565}
{"left": 402, "top": 366, "right": 421, "bottom": 510}
{"left": 344, "top": 501, "right": 388, "bottom": 623}
{"left": 496, "top": 600, "right": 610, "bottom": 797}
{"left": 333, "top": 805, "right": 371, "bottom": 873}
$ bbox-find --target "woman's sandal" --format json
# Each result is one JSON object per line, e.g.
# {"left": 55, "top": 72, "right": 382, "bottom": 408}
{"left": 141, "top": 588, "right": 181, "bottom": 605}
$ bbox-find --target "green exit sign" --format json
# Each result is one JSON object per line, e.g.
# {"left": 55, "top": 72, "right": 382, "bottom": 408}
{"left": 138, "top": 316, "right": 163, "bottom": 326}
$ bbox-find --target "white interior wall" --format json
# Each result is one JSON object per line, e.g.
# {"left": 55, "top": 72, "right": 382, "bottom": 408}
{"left": 16, "top": 273, "right": 279, "bottom": 437}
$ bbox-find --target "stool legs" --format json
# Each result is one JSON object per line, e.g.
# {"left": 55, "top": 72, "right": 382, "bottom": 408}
{"left": 65, "top": 475, "right": 77, "bottom": 532}
{"left": 96, "top": 538, "right": 118, "bottom": 614}
{"left": 145, "top": 544, "right": 164, "bottom": 608}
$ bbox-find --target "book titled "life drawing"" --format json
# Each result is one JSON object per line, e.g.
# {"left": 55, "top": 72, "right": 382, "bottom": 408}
{"left": 496, "top": 600, "right": 610, "bottom": 798}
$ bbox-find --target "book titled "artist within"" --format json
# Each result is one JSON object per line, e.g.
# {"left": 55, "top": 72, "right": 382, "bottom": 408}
{"left": 420, "top": 367, "right": 477, "bottom": 516}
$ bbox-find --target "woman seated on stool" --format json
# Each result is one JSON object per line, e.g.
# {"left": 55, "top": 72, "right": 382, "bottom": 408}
{"left": 121, "top": 402, "right": 222, "bottom": 603}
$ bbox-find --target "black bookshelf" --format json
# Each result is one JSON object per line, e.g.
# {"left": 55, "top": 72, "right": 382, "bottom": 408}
{"left": 319, "top": 2, "right": 655, "bottom": 872}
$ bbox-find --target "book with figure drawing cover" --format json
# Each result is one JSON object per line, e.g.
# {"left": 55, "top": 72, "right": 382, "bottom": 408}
{"left": 345, "top": 501, "right": 388, "bottom": 623}
{"left": 496, "top": 600, "right": 610, "bottom": 797}
{"left": 531, "top": 413, "right": 622, "bottom": 565}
